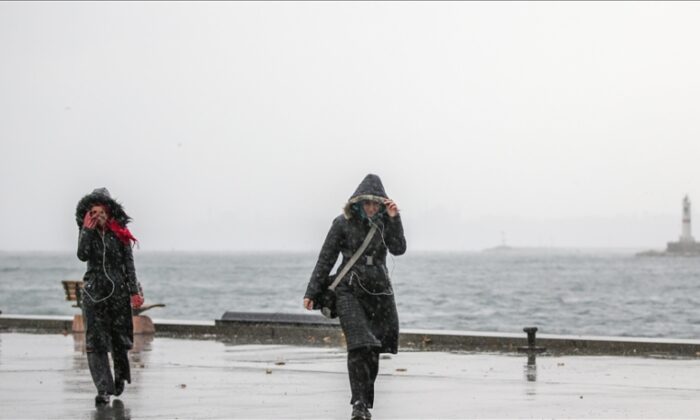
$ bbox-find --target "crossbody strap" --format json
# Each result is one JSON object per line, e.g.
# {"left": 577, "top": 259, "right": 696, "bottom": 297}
{"left": 328, "top": 224, "right": 378, "bottom": 291}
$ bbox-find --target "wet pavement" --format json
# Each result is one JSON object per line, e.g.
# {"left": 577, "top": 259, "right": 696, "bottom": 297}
{"left": 1, "top": 332, "right": 699, "bottom": 419}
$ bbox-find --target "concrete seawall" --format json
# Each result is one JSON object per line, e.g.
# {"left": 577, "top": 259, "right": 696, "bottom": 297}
{"left": 2, "top": 313, "right": 699, "bottom": 357}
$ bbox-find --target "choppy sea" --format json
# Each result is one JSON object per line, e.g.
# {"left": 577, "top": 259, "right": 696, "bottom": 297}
{"left": 1, "top": 250, "right": 699, "bottom": 339}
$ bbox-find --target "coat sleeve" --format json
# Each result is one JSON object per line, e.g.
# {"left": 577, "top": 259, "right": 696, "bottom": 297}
{"left": 77, "top": 228, "right": 96, "bottom": 262}
{"left": 383, "top": 214, "right": 407, "bottom": 256}
{"left": 122, "top": 243, "right": 142, "bottom": 296}
{"left": 304, "top": 217, "right": 344, "bottom": 301}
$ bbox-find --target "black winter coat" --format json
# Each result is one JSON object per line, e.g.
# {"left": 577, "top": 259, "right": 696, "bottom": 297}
{"left": 305, "top": 174, "right": 406, "bottom": 353}
{"left": 76, "top": 188, "right": 139, "bottom": 353}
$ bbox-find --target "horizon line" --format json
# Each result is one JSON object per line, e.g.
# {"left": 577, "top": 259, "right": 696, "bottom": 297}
{"left": 0, "top": 246, "right": 660, "bottom": 254}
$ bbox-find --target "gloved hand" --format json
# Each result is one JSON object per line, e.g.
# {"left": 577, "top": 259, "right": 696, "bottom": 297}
{"left": 131, "top": 294, "right": 144, "bottom": 309}
{"left": 83, "top": 211, "right": 97, "bottom": 229}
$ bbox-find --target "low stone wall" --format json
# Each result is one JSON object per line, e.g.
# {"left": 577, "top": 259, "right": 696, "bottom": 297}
{"left": 399, "top": 329, "right": 700, "bottom": 356}
{"left": 0, "top": 315, "right": 74, "bottom": 334}
{"left": 2, "top": 313, "right": 700, "bottom": 357}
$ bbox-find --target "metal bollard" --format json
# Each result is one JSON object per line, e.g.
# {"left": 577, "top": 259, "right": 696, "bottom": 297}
{"left": 517, "top": 326, "right": 546, "bottom": 354}
{"left": 517, "top": 326, "right": 546, "bottom": 382}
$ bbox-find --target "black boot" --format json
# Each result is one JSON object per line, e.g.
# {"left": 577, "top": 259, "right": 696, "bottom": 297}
{"left": 351, "top": 401, "right": 371, "bottom": 420}
{"left": 95, "top": 391, "right": 110, "bottom": 405}
{"left": 113, "top": 379, "right": 125, "bottom": 397}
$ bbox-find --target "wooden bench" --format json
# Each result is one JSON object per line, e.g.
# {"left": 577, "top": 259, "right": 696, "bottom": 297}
{"left": 61, "top": 280, "right": 84, "bottom": 308}
{"left": 61, "top": 280, "right": 164, "bottom": 334}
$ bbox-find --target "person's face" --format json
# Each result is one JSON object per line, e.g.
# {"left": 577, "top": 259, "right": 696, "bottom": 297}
{"left": 362, "top": 201, "right": 381, "bottom": 218}
{"left": 89, "top": 205, "right": 108, "bottom": 227}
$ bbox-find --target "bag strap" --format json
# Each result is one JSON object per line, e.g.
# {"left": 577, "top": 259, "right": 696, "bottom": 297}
{"left": 328, "top": 224, "right": 378, "bottom": 291}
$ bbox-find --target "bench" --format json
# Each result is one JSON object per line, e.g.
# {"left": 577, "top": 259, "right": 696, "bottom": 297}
{"left": 61, "top": 280, "right": 164, "bottom": 334}
{"left": 61, "top": 280, "right": 84, "bottom": 308}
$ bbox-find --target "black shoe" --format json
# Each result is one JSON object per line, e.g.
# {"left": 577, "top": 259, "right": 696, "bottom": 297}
{"left": 95, "top": 392, "right": 110, "bottom": 405}
{"left": 113, "top": 379, "right": 125, "bottom": 396}
{"left": 351, "top": 401, "right": 371, "bottom": 420}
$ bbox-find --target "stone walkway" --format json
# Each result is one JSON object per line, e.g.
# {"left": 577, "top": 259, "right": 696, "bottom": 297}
{"left": 1, "top": 332, "right": 699, "bottom": 419}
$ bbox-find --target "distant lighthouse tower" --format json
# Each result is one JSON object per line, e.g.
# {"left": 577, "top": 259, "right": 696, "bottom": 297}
{"left": 641, "top": 195, "right": 700, "bottom": 256}
{"left": 680, "top": 195, "right": 695, "bottom": 243}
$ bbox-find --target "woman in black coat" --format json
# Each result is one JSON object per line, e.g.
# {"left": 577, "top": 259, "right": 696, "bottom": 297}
{"left": 304, "top": 174, "right": 406, "bottom": 420}
{"left": 76, "top": 188, "right": 144, "bottom": 405}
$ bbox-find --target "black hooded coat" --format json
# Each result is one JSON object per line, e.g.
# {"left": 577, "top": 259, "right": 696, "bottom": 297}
{"left": 76, "top": 188, "right": 140, "bottom": 354}
{"left": 305, "top": 175, "right": 406, "bottom": 353}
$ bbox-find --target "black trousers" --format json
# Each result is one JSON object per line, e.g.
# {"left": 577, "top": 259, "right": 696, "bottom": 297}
{"left": 83, "top": 291, "right": 134, "bottom": 354}
{"left": 348, "top": 346, "right": 380, "bottom": 408}
{"left": 87, "top": 348, "right": 130, "bottom": 394}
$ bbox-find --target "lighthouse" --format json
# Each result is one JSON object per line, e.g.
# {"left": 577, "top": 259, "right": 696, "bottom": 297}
{"left": 663, "top": 195, "right": 700, "bottom": 254}
{"left": 680, "top": 195, "right": 695, "bottom": 243}
{"left": 638, "top": 195, "right": 700, "bottom": 256}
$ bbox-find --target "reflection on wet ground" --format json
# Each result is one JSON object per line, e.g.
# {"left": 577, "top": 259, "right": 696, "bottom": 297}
{"left": 2, "top": 332, "right": 700, "bottom": 419}
{"left": 524, "top": 354, "right": 537, "bottom": 382}
{"left": 68, "top": 333, "right": 152, "bottom": 420}
{"left": 91, "top": 399, "right": 131, "bottom": 420}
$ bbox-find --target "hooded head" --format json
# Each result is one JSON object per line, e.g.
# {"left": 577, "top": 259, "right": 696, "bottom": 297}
{"left": 75, "top": 187, "right": 131, "bottom": 228}
{"left": 343, "top": 174, "right": 388, "bottom": 220}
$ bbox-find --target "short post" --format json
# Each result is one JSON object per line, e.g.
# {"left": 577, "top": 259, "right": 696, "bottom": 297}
{"left": 517, "top": 326, "right": 546, "bottom": 382}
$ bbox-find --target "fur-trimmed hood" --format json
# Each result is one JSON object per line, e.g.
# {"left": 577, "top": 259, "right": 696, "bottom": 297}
{"left": 343, "top": 174, "right": 389, "bottom": 219}
{"left": 75, "top": 187, "right": 131, "bottom": 228}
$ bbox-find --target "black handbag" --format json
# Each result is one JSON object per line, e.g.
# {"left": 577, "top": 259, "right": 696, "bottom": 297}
{"left": 314, "top": 225, "right": 377, "bottom": 319}
{"left": 313, "top": 274, "right": 338, "bottom": 318}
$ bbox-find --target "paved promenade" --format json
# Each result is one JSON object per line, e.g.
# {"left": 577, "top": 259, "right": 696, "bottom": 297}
{"left": 1, "top": 332, "right": 699, "bottom": 419}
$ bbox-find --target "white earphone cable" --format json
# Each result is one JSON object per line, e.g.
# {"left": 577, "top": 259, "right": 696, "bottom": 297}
{"left": 81, "top": 230, "right": 115, "bottom": 304}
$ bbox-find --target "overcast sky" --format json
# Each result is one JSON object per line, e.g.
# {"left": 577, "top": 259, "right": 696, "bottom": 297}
{"left": 1, "top": 2, "right": 699, "bottom": 251}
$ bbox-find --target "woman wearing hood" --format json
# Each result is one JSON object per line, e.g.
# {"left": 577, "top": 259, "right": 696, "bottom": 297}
{"left": 304, "top": 174, "right": 407, "bottom": 420}
{"left": 75, "top": 188, "right": 144, "bottom": 405}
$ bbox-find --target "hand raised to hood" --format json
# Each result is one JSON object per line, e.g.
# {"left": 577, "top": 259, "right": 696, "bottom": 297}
{"left": 383, "top": 198, "right": 399, "bottom": 218}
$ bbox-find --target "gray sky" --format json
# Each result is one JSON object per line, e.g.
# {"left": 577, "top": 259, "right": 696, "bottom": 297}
{"left": 1, "top": 2, "right": 699, "bottom": 251}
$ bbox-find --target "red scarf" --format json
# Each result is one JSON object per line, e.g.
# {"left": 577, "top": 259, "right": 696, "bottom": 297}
{"left": 106, "top": 219, "right": 138, "bottom": 247}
